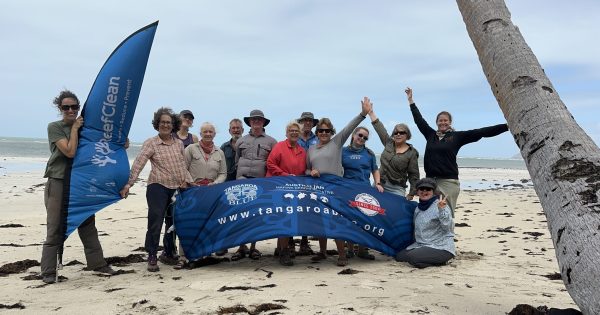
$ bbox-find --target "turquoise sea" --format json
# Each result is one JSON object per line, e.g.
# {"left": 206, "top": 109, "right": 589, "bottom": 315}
{"left": 1, "top": 137, "right": 529, "bottom": 190}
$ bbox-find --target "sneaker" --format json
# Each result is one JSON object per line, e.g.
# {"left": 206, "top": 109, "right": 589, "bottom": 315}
{"left": 94, "top": 265, "right": 118, "bottom": 275}
{"left": 42, "top": 274, "right": 56, "bottom": 284}
{"left": 279, "top": 248, "right": 294, "bottom": 266}
{"left": 147, "top": 254, "right": 159, "bottom": 272}
{"left": 159, "top": 252, "right": 178, "bottom": 265}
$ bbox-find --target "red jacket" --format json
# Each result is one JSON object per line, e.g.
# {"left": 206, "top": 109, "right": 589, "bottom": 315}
{"left": 266, "top": 139, "right": 306, "bottom": 177}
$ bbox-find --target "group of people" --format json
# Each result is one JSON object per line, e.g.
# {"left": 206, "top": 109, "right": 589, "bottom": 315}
{"left": 41, "top": 88, "right": 508, "bottom": 283}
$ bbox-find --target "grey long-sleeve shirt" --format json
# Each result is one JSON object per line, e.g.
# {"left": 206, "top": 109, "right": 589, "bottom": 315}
{"left": 406, "top": 199, "right": 455, "bottom": 255}
{"left": 306, "top": 114, "right": 365, "bottom": 177}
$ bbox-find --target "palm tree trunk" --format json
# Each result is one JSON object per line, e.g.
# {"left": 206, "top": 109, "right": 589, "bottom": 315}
{"left": 456, "top": 0, "right": 600, "bottom": 313}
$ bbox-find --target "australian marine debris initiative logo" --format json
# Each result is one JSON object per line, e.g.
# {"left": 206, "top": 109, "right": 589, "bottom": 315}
{"left": 350, "top": 193, "right": 386, "bottom": 216}
{"left": 224, "top": 184, "right": 259, "bottom": 205}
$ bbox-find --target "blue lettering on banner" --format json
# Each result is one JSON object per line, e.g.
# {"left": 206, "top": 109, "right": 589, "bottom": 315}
{"left": 174, "top": 174, "right": 416, "bottom": 260}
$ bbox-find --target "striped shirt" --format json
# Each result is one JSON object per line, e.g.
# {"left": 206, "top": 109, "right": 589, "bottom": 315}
{"left": 128, "top": 135, "right": 193, "bottom": 189}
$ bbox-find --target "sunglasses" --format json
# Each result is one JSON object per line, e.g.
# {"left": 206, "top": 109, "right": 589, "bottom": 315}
{"left": 418, "top": 187, "right": 433, "bottom": 192}
{"left": 316, "top": 128, "right": 332, "bottom": 134}
{"left": 356, "top": 133, "right": 369, "bottom": 141}
{"left": 393, "top": 130, "right": 407, "bottom": 136}
{"left": 60, "top": 104, "right": 80, "bottom": 111}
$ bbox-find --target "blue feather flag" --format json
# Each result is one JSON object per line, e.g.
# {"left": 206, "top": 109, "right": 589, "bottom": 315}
{"left": 62, "top": 22, "right": 158, "bottom": 240}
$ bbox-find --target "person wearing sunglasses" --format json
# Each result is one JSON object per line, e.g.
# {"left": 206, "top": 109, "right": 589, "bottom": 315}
{"left": 266, "top": 121, "right": 307, "bottom": 266}
{"left": 406, "top": 87, "right": 508, "bottom": 217}
{"left": 341, "top": 126, "right": 382, "bottom": 261}
{"left": 41, "top": 90, "right": 117, "bottom": 283}
{"left": 120, "top": 107, "right": 194, "bottom": 272}
{"left": 306, "top": 97, "right": 372, "bottom": 266}
{"left": 368, "top": 108, "right": 420, "bottom": 200}
{"left": 395, "top": 178, "right": 455, "bottom": 268}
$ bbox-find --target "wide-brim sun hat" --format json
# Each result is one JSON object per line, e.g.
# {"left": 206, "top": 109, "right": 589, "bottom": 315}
{"left": 243, "top": 109, "right": 270, "bottom": 127}
{"left": 297, "top": 112, "right": 319, "bottom": 126}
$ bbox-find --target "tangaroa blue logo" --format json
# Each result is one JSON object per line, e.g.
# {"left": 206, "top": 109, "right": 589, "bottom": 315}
{"left": 224, "top": 183, "right": 261, "bottom": 205}
{"left": 350, "top": 193, "right": 386, "bottom": 216}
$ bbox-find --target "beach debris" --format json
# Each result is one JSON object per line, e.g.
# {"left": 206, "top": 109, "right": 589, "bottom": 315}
{"left": 255, "top": 268, "right": 273, "bottom": 278}
{"left": 21, "top": 273, "right": 42, "bottom": 281}
{"left": 104, "top": 288, "right": 125, "bottom": 293}
{"left": 187, "top": 256, "right": 229, "bottom": 269}
{"left": 0, "top": 259, "right": 40, "bottom": 276}
{"left": 542, "top": 272, "right": 562, "bottom": 280}
{"left": 497, "top": 212, "right": 515, "bottom": 217}
{"left": 218, "top": 284, "right": 276, "bottom": 292}
{"left": 131, "top": 299, "right": 148, "bottom": 308}
{"left": 104, "top": 254, "right": 145, "bottom": 266}
{"left": 409, "top": 307, "right": 430, "bottom": 314}
{"left": 487, "top": 226, "right": 516, "bottom": 233}
{"left": 455, "top": 222, "right": 470, "bottom": 227}
{"left": 465, "top": 283, "right": 473, "bottom": 288}
{"left": 444, "top": 282, "right": 453, "bottom": 286}
{"left": 217, "top": 303, "right": 287, "bottom": 315}
{"left": 0, "top": 223, "right": 25, "bottom": 228}
{"left": 93, "top": 269, "right": 135, "bottom": 277}
{"left": 0, "top": 243, "right": 25, "bottom": 247}
{"left": 343, "top": 307, "right": 355, "bottom": 311}
{"left": 273, "top": 299, "right": 287, "bottom": 303}
{"left": 315, "top": 283, "right": 328, "bottom": 286}
{"left": 523, "top": 231, "right": 544, "bottom": 238}
{"left": 508, "top": 304, "right": 581, "bottom": 315}
{"left": 174, "top": 296, "right": 184, "bottom": 302}
{"left": 0, "top": 303, "right": 25, "bottom": 310}
{"left": 338, "top": 268, "right": 361, "bottom": 275}
{"left": 172, "top": 276, "right": 181, "bottom": 280}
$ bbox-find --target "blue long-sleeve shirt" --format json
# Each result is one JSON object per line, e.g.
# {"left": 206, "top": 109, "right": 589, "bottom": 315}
{"left": 406, "top": 199, "right": 456, "bottom": 255}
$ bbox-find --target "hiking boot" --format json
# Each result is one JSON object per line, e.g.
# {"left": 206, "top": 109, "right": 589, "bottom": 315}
{"left": 94, "top": 265, "right": 118, "bottom": 275}
{"left": 279, "top": 248, "right": 294, "bottom": 266}
{"left": 147, "top": 254, "right": 159, "bottom": 272}
{"left": 159, "top": 252, "right": 178, "bottom": 265}
{"left": 311, "top": 252, "right": 327, "bottom": 262}
{"left": 42, "top": 274, "right": 56, "bottom": 284}
{"left": 357, "top": 249, "right": 375, "bottom": 260}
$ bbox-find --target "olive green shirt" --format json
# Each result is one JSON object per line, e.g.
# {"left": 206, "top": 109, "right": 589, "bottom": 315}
{"left": 44, "top": 120, "right": 73, "bottom": 179}
{"left": 372, "top": 118, "right": 420, "bottom": 195}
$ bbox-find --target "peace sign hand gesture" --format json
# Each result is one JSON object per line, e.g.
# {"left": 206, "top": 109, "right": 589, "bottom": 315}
{"left": 438, "top": 195, "right": 448, "bottom": 210}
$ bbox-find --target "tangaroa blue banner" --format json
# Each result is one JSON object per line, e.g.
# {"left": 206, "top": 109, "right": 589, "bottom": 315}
{"left": 64, "top": 22, "right": 158, "bottom": 238}
{"left": 174, "top": 174, "right": 416, "bottom": 260}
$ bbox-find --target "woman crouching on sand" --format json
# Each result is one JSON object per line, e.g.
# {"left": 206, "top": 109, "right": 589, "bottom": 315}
{"left": 120, "top": 107, "right": 194, "bottom": 272}
{"left": 395, "top": 178, "right": 455, "bottom": 268}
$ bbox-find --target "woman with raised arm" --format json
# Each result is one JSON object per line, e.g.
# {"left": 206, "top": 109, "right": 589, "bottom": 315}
{"left": 306, "top": 97, "right": 371, "bottom": 267}
{"left": 406, "top": 87, "right": 508, "bottom": 216}
{"left": 367, "top": 108, "right": 419, "bottom": 199}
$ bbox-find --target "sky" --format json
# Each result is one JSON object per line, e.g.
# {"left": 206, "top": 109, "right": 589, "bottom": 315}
{"left": 0, "top": 1, "right": 598, "bottom": 158}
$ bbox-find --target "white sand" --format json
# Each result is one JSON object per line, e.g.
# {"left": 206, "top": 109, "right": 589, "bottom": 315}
{"left": 0, "top": 167, "right": 579, "bottom": 314}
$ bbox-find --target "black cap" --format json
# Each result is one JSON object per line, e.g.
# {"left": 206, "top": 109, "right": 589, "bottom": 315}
{"left": 180, "top": 110, "right": 194, "bottom": 119}
{"left": 415, "top": 178, "right": 436, "bottom": 190}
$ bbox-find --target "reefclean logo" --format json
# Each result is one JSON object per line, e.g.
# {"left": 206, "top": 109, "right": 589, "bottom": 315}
{"left": 225, "top": 184, "right": 258, "bottom": 205}
{"left": 91, "top": 76, "right": 120, "bottom": 167}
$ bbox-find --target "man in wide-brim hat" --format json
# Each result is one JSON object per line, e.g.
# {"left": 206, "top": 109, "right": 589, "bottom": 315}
{"left": 232, "top": 109, "right": 277, "bottom": 261}
{"left": 243, "top": 109, "right": 270, "bottom": 127}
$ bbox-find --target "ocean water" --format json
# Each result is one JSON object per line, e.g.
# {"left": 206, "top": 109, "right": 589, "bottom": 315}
{"left": 1, "top": 137, "right": 529, "bottom": 190}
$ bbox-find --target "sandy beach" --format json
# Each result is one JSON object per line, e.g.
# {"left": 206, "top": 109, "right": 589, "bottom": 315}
{"left": 0, "top": 165, "right": 580, "bottom": 314}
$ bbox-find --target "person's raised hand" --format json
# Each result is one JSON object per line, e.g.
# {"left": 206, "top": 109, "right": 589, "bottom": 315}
{"left": 405, "top": 87, "right": 414, "bottom": 104}
{"left": 361, "top": 96, "right": 372, "bottom": 116}
{"left": 438, "top": 195, "right": 448, "bottom": 210}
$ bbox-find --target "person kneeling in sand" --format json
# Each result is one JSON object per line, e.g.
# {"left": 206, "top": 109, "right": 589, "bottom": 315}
{"left": 395, "top": 178, "right": 455, "bottom": 268}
